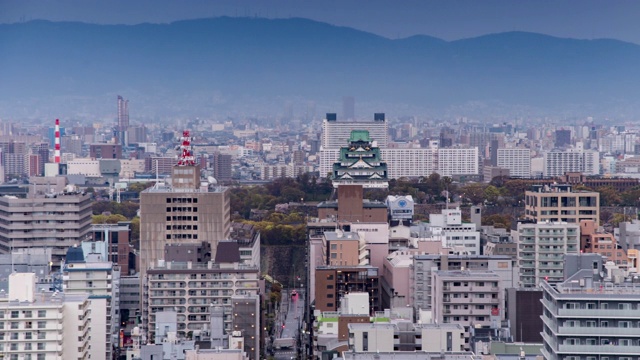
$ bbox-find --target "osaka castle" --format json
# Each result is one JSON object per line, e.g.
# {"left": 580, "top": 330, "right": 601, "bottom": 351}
{"left": 331, "top": 130, "right": 388, "bottom": 188}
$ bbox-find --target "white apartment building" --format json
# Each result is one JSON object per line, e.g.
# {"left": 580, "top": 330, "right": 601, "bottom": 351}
{"left": 515, "top": 221, "right": 580, "bottom": 287}
{"left": 319, "top": 147, "right": 478, "bottom": 179}
{"left": 431, "top": 270, "right": 503, "bottom": 349}
{"left": 497, "top": 148, "right": 531, "bottom": 178}
{"left": 437, "top": 148, "right": 479, "bottom": 177}
{"left": 541, "top": 278, "right": 640, "bottom": 360}
{"left": 0, "top": 273, "right": 91, "bottom": 360}
{"left": 63, "top": 253, "right": 120, "bottom": 360}
{"left": 543, "top": 149, "right": 600, "bottom": 177}
{"left": 429, "top": 208, "right": 481, "bottom": 255}
{"left": 321, "top": 117, "right": 388, "bottom": 149}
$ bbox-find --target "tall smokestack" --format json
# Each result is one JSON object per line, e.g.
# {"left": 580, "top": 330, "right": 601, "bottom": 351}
{"left": 54, "top": 119, "right": 61, "bottom": 163}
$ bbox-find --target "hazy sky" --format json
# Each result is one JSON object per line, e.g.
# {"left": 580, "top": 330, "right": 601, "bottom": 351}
{"left": 2, "top": 0, "right": 640, "bottom": 44}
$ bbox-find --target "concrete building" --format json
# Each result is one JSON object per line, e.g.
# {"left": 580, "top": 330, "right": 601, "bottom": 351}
{"left": 323, "top": 231, "right": 368, "bottom": 267}
{"left": 0, "top": 272, "right": 91, "bottom": 360}
{"left": 412, "top": 255, "right": 516, "bottom": 317}
{"left": 505, "top": 288, "right": 543, "bottom": 343}
{"left": 437, "top": 147, "right": 479, "bottom": 177}
{"left": 139, "top": 164, "right": 231, "bottom": 278}
{"left": 63, "top": 248, "right": 121, "bottom": 360}
{"left": 90, "top": 222, "right": 132, "bottom": 274}
{"left": 497, "top": 148, "right": 531, "bottom": 178}
{"left": 431, "top": 270, "right": 503, "bottom": 347}
{"left": 317, "top": 185, "right": 387, "bottom": 223}
{"left": 541, "top": 276, "right": 640, "bottom": 360}
{"left": 90, "top": 143, "right": 122, "bottom": 159}
{"left": 580, "top": 220, "right": 629, "bottom": 267}
{"left": 229, "top": 222, "right": 261, "bottom": 267}
{"left": 514, "top": 221, "right": 580, "bottom": 287}
{"left": 143, "top": 261, "right": 260, "bottom": 347}
{"left": 321, "top": 113, "right": 388, "bottom": 149}
{"left": 428, "top": 208, "right": 481, "bottom": 255}
{"left": 314, "top": 266, "right": 380, "bottom": 313}
{"left": 0, "top": 187, "right": 92, "bottom": 265}
{"left": 524, "top": 184, "right": 599, "bottom": 224}
{"left": 543, "top": 149, "right": 599, "bottom": 177}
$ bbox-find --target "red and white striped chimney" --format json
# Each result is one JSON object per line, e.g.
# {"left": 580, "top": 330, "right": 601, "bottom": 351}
{"left": 54, "top": 119, "right": 61, "bottom": 163}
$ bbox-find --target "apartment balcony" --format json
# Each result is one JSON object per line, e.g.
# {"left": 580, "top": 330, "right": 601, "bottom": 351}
{"left": 557, "top": 308, "right": 640, "bottom": 318}
{"left": 557, "top": 344, "right": 640, "bottom": 355}
{"left": 557, "top": 326, "right": 640, "bottom": 337}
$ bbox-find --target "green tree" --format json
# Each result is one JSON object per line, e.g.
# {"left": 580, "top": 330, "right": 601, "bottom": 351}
{"left": 482, "top": 214, "right": 512, "bottom": 230}
{"left": 597, "top": 186, "right": 621, "bottom": 206}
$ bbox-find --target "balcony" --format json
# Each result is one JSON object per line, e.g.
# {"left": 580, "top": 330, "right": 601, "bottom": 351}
{"left": 557, "top": 326, "right": 640, "bottom": 336}
{"left": 557, "top": 308, "right": 640, "bottom": 318}
{"left": 557, "top": 344, "right": 640, "bottom": 355}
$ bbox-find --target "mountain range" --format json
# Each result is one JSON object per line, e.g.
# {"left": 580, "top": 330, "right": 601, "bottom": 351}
{"left": 2, "top": 17, "right": 640, "bottom": 118}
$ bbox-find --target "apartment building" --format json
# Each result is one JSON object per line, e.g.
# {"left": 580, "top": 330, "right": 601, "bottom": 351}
{"left": 63, "top": 248, "right": 121, "bottom": 360}
{"left": 524, "top": 184, "right": 599, "bottom": 224}
{"left": 323, "top": 231, "right": 368, "bottom": 267}
{"left": 0, "top": 273, "right": 91, "bottom": 360}
{"left": 412, "top": 255, "right": 515, "bottom": 317}
{"left": 143, "top": 261, "right": 260, "bottom": 343}
{"left": 580, "top": 220, "right": 629, "bottom": 267}
{"left": 436, "top": 147, "right": 479, "bottom": 177}
{"left": 348, "top": 322, "right": 466, "bottom": 353}
{"left": 428, "top": 208, "right": 481, "bottom": 255}
{"left": 515, "top": 221, "right": 580, "bottom": 287}
{"left": 543, "top": 149, "right": 599, "bottom": 177}
{"left": 541, "top": 278, "right": 640, "bottom": 360}
{"left": 0, "top": 189, "right": 92, "bottom": 265}
{"left": 497, "top": 148, "right": 531, "bottom": 178}
{"left": 314, "top": 266, "right": 381, "bottom": 313}
{"left": 431, "top": 270, "right": 503, "bottom": 349}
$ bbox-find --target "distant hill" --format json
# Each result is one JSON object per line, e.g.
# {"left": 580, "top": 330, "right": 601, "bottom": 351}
{"left": 2, "top": 17, "right": 640, "bottom": 117}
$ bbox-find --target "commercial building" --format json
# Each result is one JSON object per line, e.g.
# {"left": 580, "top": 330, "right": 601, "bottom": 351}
{"left": 321, "top": 113, "right": 388, "bottom": 149}
{"left": 524, "top": 184, "right": 599, "bottom": 224}
{"left": 0, "top": 187, "right": 92, "bottom": 265}
{"left": 139, "top": 163, "right": 231, "bottom": 278}
{"left": 515, "top": 221, "right": 580, "bottom": 287}
{"left": 90, "top": 143, "right": 122, "bottom": 159}
{"left": 314, "top": 266, "right": 380, "bottom": 313}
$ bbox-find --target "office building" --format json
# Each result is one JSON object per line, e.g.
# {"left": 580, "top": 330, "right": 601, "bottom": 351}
{"left": 515, "top": 221, "right": 580, "bottom": 287}
{"left": 0, "top": 187, "right": 92, "bottom": 265}
{"left": 90, "top": 222, "right": 133, "bottom": 274}
{"left": 497, "top": 148, "right": 531, "bottom": 178}
{"left": 212, "top": 152, "right": 232, "bottom": 182}
{"left": 321, "top": 113, "right": 388, "bottom": 149}
{"left": 90, "top": 143, "right": 122, "bottom": 159}
{"left": 117, "top": 95, "right": 130, "bottom": 146}
{"left": 0, "top": 273, "right": 91, "bottom": 359}
{"left": 554, "top": 129, "right": 571, "bottom": 148}
{"left": 139, "top": 163, "right": 231, "bottom": 278}
{"left": 524, "top": 184, "right": 599, "bottom": 224}
{"left": 314, "top": 266, "right": 380, "bottom": 312}
{"left": 505, "top": 287, "right": 543, "bottom": 343}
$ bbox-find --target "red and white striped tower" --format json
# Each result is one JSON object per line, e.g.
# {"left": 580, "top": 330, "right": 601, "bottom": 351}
{"left": 54, "top": 119, "right": 61, "bottom": 163}
{"left": 176, "top": 130, "right": 195, "bottom": 166}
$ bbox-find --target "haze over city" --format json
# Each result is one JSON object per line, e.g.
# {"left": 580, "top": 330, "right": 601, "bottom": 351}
{"left": 2, "top": 2, "right": 640, "bottom": 360}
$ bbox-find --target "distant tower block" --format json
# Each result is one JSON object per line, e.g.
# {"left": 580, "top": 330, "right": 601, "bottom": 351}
{"left": 54, "top": 119, "right": 61, "bottom": 163}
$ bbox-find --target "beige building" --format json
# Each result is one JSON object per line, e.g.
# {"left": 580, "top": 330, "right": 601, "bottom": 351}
{"left": 0, "top": 189, "right": 92, "bottom": 265}
{"left": 139, "top": 164, "right": 231, "bottom": 276}
{"left": 524, "top": 184, "right": 599, "bottom": 224}
{"left": 323, "top": 231, "right": 368, "bottom": 266}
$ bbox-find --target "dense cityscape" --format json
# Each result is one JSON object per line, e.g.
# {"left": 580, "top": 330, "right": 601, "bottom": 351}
{"left": 0, "top": 94, "right": 639, "bottom": 360}
{"left": 5, "top": 2, "right": 640, "bottom": 360}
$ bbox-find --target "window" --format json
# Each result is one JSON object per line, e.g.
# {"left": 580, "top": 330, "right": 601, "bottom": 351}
{"left": 37, "top": 321, "right": 46, "bottom": 329}
{"left": 10, "top": 311, "right": 18, "bottom": 319}
{"left": 24, "top": 343, "right": 32, "bottom": 350}
{"left": 37, "top": 343, "right": 45, "bottom": 350}
{"left": 38, "top": 332, "right": 46, "bottom": 339}
{"left": 23, "top": 311, "right": 31, "bottom": 318}
{"left": 10, "top": 322, "right": 18, "bottom": 329}
{"left": 37, "top": 310, "right": 46, "bottom": 318}
{"left": 10, "top": 333, "right": 17, "bottom": 340}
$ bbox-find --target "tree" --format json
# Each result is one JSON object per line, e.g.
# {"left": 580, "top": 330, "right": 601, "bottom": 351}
{"left": 460, "top": 183, "right": 487, "bottom": 205}
{"left": 484, "top": 185, "right": 501, "bottom": 204}
{"left": 482, "top": 214, "right": 512, "bottom": 230}
{"left": 597, "top": 186, "right": 621, "bottom": 206}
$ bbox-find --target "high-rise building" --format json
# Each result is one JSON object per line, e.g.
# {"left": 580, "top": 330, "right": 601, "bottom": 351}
{"left": 554, "top": 129, "right": 571, "bottom": 148}
{"left": 90, "top": 143, "right": 122, "bottom": 159}
{"left": 321, "top": 113, "right": 388, "bottom": 149}
{"left": 524, "top": 184, "right": 599, "bottom": 224}
{"left": 439, "top": 127, "right": 456, "bottom": 148}
{"left": 515, "top": 221, "right": 580, "bottom": 287}
{"left": 437, "top": 147, "right": 479, "bottom": 177}
{"left": 497, "top": 148, "right": 531, "bottom": 178}
{"left": 117, "top": 95, "right": 130, "bottom": 145}
{"left": 543, "top": 149, "right": 600, "bottom": 177}
{"left": 212, "top": 152, "right": 233, "bottom": 182}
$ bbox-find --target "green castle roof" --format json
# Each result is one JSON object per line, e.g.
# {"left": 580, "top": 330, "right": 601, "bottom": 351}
{"left": 349, "top": 130, "right": 371, "bottom": 143}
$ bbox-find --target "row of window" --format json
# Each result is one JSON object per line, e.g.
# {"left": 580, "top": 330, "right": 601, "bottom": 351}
{"left": 0, "top": 321, "right": 48, "bottom": 329}
{"left": 166, "top": 198, "right": 198, "bottom": 204}
{"left": 0, "top": 331, "right": 46, "bottom": 340}
{"left": 0, "top": 310, "right": 48, "bottom": 319}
